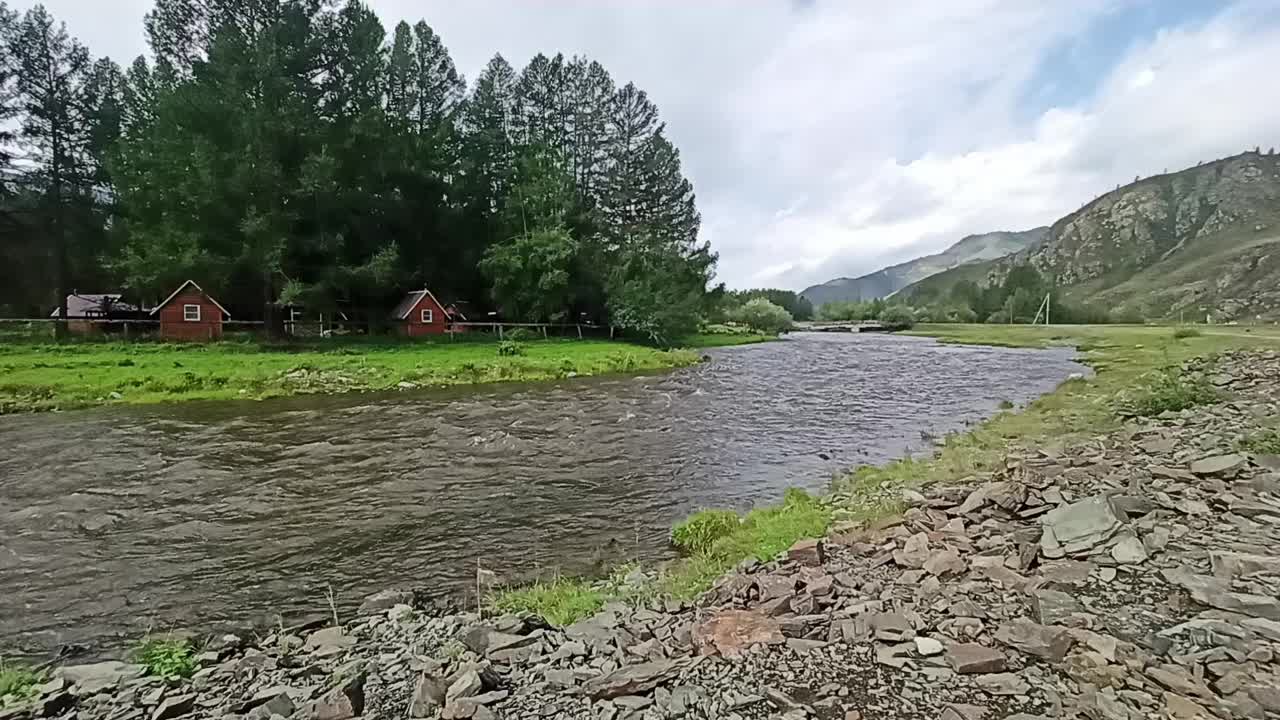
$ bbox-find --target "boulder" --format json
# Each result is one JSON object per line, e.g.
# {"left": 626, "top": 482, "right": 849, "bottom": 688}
{"left": 692, "top": 610, "right": 784, "bottom": 658}
{"left": 150, "top": 694, "right": 195, "bottom": 720}
{"left": 1189, "top": 454, "right": 1248, "bottom": 476}
{"left": 786, "top": 538, "right": 825, "bottom": 567}
{"left": 409, "top": 674, "right": 449, "bottom": 717}
{"left": 56, "top": 661, "right": 144, "bottom": 695}
{"left": 304, "top": 670, "right": 365, "bottom": 720}
{"left": 1040, "top": 496, "right": 1121, "bottom": 558}
{"left": 994, "top": 618, "right": 1074, "bottom": 661}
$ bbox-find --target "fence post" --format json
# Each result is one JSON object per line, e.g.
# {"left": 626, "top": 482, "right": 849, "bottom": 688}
{"left": 498, "top": 324, "right": 504, "bottom": 340}
{"left": 577, "top": 324, "right": 583, "bottom": 340}
{"left": 542, "top": 326, "right": 548, "bottom": 340}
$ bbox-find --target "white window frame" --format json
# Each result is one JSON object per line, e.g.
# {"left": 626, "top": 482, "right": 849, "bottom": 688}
{"left": 183, "top": 304, "right": 201, "bottom": 322}
{"left": 421, "top": 308, "right": 434, "bottom": 323}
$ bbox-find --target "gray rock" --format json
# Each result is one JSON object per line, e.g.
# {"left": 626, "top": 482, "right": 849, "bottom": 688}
{"left": 974, "top": 673, "right": 1030, "bottom": 696}
{"left": 1110, "top": 535, "right": 1148, "bottom": 564}
{"left": 305, "top": 670, "right": 365, "bottom": 720}
{"left": 150, "top": 693, "right": 195, "bottom": 720}
{"left": 1040, "top": 496, "right": 1121, "bottom": 557}
{"left": 583, "top": 659, "right": 689, "bottom": 700}
{"left": 1162, "top": 568, "right": 1280, "bottom": 620}
{"left": 914, "top": 637, "right": 944, "bottom": 656}
{"left": 56, "top": 661, "right": 144, "bottom": 695}
{"left": 303, "top": 627, "right": 355, "bottom": 651}
{"left": 786, "top": 538, "right": 824, "bottom": 566}
{"left": 1031, "top": 589, "right": 1084, "bottom": 625}
{"left": 994, "top": 618, "right": 1074, "bottom": 661}
{"left": 446, "top": 670, "right": 483, "bottom": 703}
{"left": 945, "top": 644, "right": 1007, "bottom": 674}
{"left": 1189, "top": 454, "right": 1248, "bottom": 476}
{"left": 409, "top": 674, "right": 448, "bottom": 717}
{"left": 357, "top": 589, "right": 414, "bottom": 615}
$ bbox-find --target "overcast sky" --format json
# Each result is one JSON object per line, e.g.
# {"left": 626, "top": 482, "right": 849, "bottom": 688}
{"left": 14, "top": 0, "right": 1280, "bottom": 290}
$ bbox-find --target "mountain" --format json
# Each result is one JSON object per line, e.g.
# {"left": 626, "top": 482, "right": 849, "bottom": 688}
{"left": 800, "top": 228, "right": 1048, "bottom": 306}
{"left": 900, "top": 150, "right": 1280, "bottom": 321}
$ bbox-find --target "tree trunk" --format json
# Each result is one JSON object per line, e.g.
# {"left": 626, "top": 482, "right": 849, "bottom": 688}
{"left": 51, "top": 132, "right": 67, "bottom": 340}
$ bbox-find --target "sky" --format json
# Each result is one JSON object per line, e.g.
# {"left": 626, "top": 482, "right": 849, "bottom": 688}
{"left": 14, "top": 0, "right": 1280, "bottom": 290}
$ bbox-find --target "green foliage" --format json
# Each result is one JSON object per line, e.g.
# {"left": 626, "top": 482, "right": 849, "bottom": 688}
{"left": 1119, "top": 366, "right": 1218, "bottom": 417}
{"left": 490, "top": 577, "right": 605, "bottom": 627}
{"left": 0, "top": 659, "right": 40, "bottom": 706}
{"left": 721, "top": 289, "right": 813, "bottom": 321}
{"left": 729, "top": 298, "right": 793, "bottom": 335}
{"left": 1239, "top": 427, "right": 1280, "bottom": 455}
{"left": 133, "top": 637, "right": 197, "bottom": 680}
{"left": 670, "top": 510, "right": 740, "bottom": 554}
{"left": 816, "top": 298, "right": 885, "bottom": 322}
{"left": 496, "top": 340, "right": 526, "bottom": 357}
{"left": 1173, "top": 327, "right": 1202, "bottom": 339}
{"left": 877, "top": 305, "right": 916, "bottom": 330}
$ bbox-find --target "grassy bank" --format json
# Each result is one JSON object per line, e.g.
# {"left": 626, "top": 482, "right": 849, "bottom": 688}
{"left": 0, "top": 337, "right": 709, "bottom": 414}
{"left": 490, "top": 323, "right": 1280, "bottom": 625}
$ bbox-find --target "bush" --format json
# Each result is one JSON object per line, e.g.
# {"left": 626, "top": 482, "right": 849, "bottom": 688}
{"left": 504, "top": 327, "right": 539, "bottom": 342}
{"left": 1173, "top": 327, "right": 1202, "bottom": 339}
{"left": 670, "top": 510, "right": 741, "bottom": 554}
{"left": 133, "top": 637, "right": 197, "bottom": 680}
{"left": 496, "top": 341, "right": 526, "bottom": 357}
{"left": 877, "top": 305, "right": 916, "bottom": 330}
{"left": 729, "top": 298, "right": 793, "bottom": 335}
{"left": 1119, "top": 367, "right": 1218, "bottom": 417}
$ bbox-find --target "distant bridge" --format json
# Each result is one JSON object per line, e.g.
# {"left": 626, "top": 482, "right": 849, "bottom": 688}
{"left": 805, "top": 321, "right": 888, "bottom": 333}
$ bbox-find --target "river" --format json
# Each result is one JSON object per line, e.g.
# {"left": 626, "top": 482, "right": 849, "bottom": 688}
{"left": 0, "top": 332, "right": 1083, "bottom": 656}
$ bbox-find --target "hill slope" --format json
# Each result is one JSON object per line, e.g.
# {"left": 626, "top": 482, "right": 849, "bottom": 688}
{"left": 899, "top": 150, "right": 1280, "bottom": 321}
{"left": 800, "top": 228, "right": 1047, "bottom": 306}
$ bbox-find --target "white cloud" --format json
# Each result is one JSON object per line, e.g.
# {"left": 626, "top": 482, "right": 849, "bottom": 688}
{"left": 11, "top": 0, "right": 1280, "bottom": 291}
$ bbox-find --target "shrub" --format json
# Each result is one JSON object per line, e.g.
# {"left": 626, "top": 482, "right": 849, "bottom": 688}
{"left": 1119, "top": 367, "right": 1218, "bottom": 417}
{"left": 133, "top": 637, "right": 197, "bottom": 680}
{"left": 1173, "top": 327, "right": 1202, "bottom": 339}
{"left": 877, "top": 305, "right": 916, "bottom": 330}
{"left": 504, "top": 327, "right": 538, "bottom": 342}
{"left": 670, "top": 510, "right": 741, "bottom": 554}
{"left": 729, "top": 299, "right": 793, "bottom": 335}
{"left": 496, "top": 341, "right": 526, "bottom": 357}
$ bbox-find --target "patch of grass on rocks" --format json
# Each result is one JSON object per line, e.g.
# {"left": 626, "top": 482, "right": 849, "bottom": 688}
{"left": 670, "top": 510, "right": 741, "bottom": 555}
{"left": 133, "top": 637, "right": 197, "bottom": 680}
{"left": 490, "top": 577, "right": 607, "bottom": 627}
{"left": 1118, "top": 365, "right": 1218, "bottom": 417}
{"left": 1239, "top": 427, "right": 1280, "bottom": 455}
{"left": 0, "top": 659, "right": 40, "bottom": 707}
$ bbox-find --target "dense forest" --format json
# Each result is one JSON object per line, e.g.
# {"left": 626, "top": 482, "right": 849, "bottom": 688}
{"left": 0, "top": 0, "right": 719, "bottom": 343}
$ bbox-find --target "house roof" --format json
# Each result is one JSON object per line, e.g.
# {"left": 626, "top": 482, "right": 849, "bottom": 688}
{"left": 149, "top": 280, "right": 231, "bottom": 318}
{"left": 391, "top": 289, "right": 447, "bottom": 320}
{"left": 50, "top": 293, "right": 143, "bottom": 318}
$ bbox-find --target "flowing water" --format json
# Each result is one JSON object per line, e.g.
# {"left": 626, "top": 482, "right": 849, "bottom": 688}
{"left": 0, "top": 332, "right": 1083, "bottom": 656}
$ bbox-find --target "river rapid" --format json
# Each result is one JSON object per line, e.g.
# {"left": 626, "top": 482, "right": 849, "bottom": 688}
{"left": 0, "top": 332, "right": 1083, "bottom": 656}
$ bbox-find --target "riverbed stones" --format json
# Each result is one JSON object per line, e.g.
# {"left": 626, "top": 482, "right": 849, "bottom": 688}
{"left": 1189, "top": 453, "right": 1249, "bottom": 476}
{"left": 786, "top": 538, "right": 825, "bottom": 567}
{"left": 692, "top": 610, "right": 784, "bottom": 657}
{"left": 55, "top": 661, "right": 144, "bottom": 695}
{"left": 1039, "top": 495, "right": 1121, "bottom": 558}
{"left": 583, "top": 659, "right": 689, "bottom": 700}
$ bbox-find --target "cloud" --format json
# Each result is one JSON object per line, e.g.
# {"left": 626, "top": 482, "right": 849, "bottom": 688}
{"left": 12, "top": 0, "right": 1280, "bottom": 291}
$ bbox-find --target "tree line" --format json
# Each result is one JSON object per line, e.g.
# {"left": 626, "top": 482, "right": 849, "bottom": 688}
{"left": 0, "top": 0, "right": 716, "bottom": 344}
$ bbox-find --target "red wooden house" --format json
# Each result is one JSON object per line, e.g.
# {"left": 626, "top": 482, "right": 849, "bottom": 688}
{"left": 151, "top": 280, "right": 230, "bottom": 341}
{"left": 391, "top": 289, "right": 459, "bottom": 336}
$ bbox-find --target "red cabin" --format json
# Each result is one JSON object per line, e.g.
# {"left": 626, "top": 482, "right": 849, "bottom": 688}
{"left": 391, "top": 289, "right": 454, "bottom": 337}
{"left": 151, "top": 280, "right": 229, "bottom": 341}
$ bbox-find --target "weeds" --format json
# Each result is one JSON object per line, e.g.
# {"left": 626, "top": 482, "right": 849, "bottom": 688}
{"left": 133, "top": 637, "right": 197, "bottom": 680}
{"left": 1173, "top": 327, "right": 1202, "bottom": 339}
{"left": 1119, "top": 366, "right": 1218, "bottom": 417}
{"left": 490, "top": 577, "right": 605, "bottom": 627}
{"left": 496, "top": 341, "right": 526, "bottom": 357}
{"left": 670, "top": 510, "right": 740, "bottom": 554}
{"left": 0, "top": 659, "right": 40, "bottom": 706}
{"left": 1239, "top": 427, "right": 1280, "bottom": 455}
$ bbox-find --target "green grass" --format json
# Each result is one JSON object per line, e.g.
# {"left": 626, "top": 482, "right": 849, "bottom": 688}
{"left": 0, "top": 337, "right": 704, "bottom": 414}
{"left": 1117, "top": 365, "right": 1218, "bottom": 417}
{"left": 670, "top": 510, "right": 741, "bottom": 554}
{"left": 132, "top": 637, "right": 197, "bottom": 680}
{"left": 678, "top": 332, "right": 774, "bottom": 348}
{"left": 490, "top": 489, "right": 830, "bottom": 624}
{"left": 0, "top": 659, "right": 40, "bottom": 706}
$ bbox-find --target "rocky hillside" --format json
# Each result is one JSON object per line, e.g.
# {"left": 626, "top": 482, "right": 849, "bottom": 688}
{"left": 800, "top": 228, "right": 1047, "bottom": 306}
{"left": 1030, "top": 150, "right": 1280, "bottom": 320}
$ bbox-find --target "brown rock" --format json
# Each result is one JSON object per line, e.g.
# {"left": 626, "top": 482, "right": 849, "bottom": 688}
{"left": 945, "top": 644, "right": 1007, "bottom": 674}
{"left": 787, "top": 538, "right": 825, "bottom": 566}
{"left": 1145, "top": 665, "right": 1215, "bottom": 702}
{"left": 692, "top": 610, "right": 784, "bottom": 658}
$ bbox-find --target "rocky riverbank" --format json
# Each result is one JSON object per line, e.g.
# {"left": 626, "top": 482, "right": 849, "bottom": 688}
{"left": 5, "top": 349, "right": 1280, "bottom": 720}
